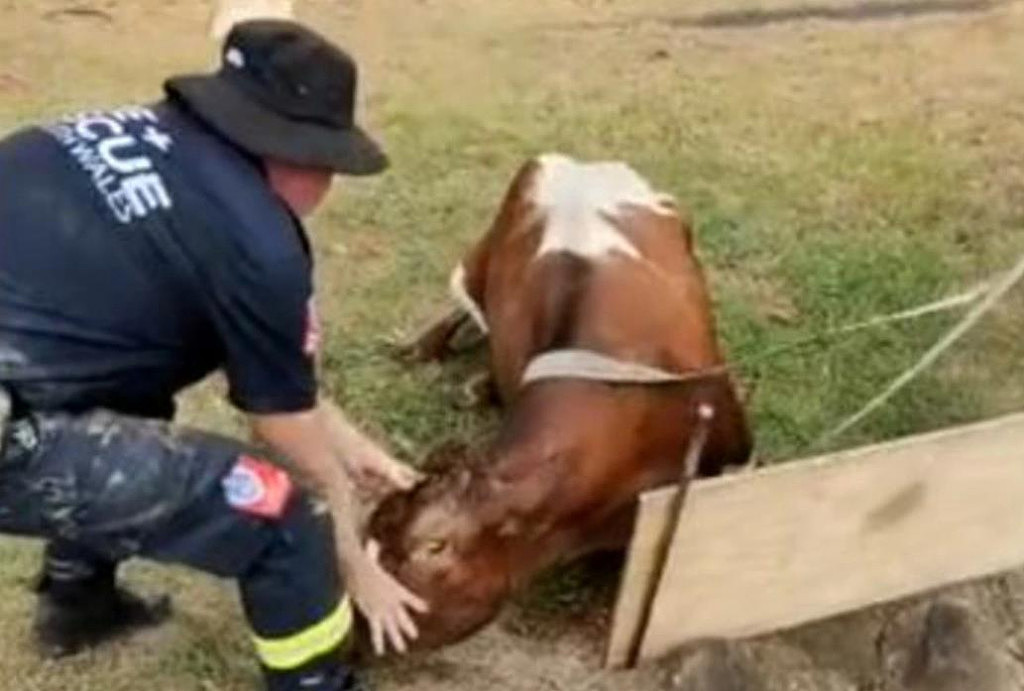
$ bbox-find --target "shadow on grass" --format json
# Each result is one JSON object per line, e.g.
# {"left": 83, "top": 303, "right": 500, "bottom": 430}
{"left": 548, "top": 0, "right": 995, "bottom": 32}
{"left": 689, "top": 0, "right": 994, "bottom": 28}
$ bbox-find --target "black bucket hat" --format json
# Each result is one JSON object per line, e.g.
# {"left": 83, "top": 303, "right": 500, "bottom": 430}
{"left": 165, "top": 19, "right": 387, "bottom": 176}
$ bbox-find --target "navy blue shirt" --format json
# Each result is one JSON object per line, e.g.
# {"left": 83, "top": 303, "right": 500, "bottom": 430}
{"left": 0, "top": 100, "right": 319, "bottom": 418}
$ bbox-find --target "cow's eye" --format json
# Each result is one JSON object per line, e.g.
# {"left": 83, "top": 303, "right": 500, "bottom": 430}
{"left": 424, "top": 539, "right": 448, "bottom": 555}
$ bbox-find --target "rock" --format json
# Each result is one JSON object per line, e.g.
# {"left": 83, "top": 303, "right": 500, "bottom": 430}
{"left": 659, "top": 641, "right": 765, "bottom": 691}
{"left": 903, "top": 600, "right": 1007, "bottom": 691}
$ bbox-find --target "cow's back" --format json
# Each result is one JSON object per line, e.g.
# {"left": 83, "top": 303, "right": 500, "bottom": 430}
{"left": 463, "top": 154, "right": 727, "bottom": 401}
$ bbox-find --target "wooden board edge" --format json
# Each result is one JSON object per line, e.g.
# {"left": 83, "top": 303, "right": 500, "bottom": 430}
{"left": 606, "top": 411, "right": 1024, "bottom": 668}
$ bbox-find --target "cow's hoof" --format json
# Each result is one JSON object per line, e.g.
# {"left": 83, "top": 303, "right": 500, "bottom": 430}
{"left": 448, "top": 325, "right": 488, "bottom": 354}
{"left": 659, "top": 641, "right": 764, "bottom": 691}
{"left": 903, "top": 600, "right": 1005, "bottom": 691}
{"left": 384, "top": 308, "right": 480, "bottom": 365}
{"left": 457, "top": 372, "right": 498, "bottom": 409}
{"left": 381, "top": 330, "right": 441, "bottom": 364}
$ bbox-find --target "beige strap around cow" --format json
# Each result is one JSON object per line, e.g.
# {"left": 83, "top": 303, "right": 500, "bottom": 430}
{"left": 521, "top": 349, "right": 722, "bottom": 387}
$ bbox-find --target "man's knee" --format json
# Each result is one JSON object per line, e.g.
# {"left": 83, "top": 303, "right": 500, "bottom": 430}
{"left": 252, "top": 489, "right": 339, "bottom": 603}
{"left": 34, "top": 413, "right": 240, "bottom": 553}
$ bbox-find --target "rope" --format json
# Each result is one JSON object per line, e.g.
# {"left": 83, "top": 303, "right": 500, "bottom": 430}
{"left": 520, "top": 277, "right": 994, "bottom": 388}
{"left": 812, "top": 255, "right": 1024, "bottom": 447}
{"left": 734, "top": 277, "right": 992, "bottom": 368}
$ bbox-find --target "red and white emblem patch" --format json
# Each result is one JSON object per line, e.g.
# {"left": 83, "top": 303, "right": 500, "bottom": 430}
{"left": 223, "top": 455, "right": 293, "bottom": 519}
{"left": 303, "top": 297, "right": 322, "bottom": 357}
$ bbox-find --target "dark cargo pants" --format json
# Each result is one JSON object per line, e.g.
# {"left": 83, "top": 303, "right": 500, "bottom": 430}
{"left": 0, "top": 408, "right": 354, "bottom": 691}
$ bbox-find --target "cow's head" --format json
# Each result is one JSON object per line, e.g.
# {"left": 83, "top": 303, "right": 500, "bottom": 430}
{"left": 367, "top": 444, "right": 516, "bottom": 649}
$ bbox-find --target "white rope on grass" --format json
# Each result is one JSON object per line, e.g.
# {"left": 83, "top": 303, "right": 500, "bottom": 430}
{"left": 519, "top": 278, "right": 996, "bottom": 389}
{"left": 741, "top": 279, "right": 993, "bottom": 368}
{"left": 818, "top": 279, "right": 992, "bottom": 337}
{"left": 815, "top": 253, "right": 1024, "bottom": 448}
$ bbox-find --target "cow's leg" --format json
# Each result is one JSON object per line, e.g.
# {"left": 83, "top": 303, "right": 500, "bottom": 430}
{"left": 393, "top": 306, "right": 473, "bottom": 363}
{"left": 395, "top": 245, "right": 492, "bottom": 362}
{"left": 457, "top": 370, "right": 500, "bottom": 409}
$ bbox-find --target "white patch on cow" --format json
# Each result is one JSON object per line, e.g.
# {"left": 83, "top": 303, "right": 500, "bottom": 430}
{"left": 531, "top": 153, "right": 676, "bottom": 261}
{"left": 450, "top": 263, "right": 489, "bottom": 334}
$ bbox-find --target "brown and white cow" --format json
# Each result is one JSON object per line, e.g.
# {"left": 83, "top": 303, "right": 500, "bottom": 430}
{"left": 369, "top": 154, "right": 752, "bottom": 649}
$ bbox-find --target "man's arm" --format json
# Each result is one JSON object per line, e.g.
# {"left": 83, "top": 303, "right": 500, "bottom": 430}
{"left": 250, "top": 403, "right": 428, "bottom": 655}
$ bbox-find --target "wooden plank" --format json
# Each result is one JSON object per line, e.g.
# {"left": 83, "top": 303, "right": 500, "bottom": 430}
{"left": 606, "top": 413, "right": 1024, "bottom": 668}
{"left": 605, "top": 489, "right": 677, "bottom": 667}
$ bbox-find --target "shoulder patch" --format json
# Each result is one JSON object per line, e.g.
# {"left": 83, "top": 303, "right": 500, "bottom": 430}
{"left": 223, "top": 455, "right": 293, "bottom": 519}
{"left": 303, "top": 297, "right": 322, "bottom": 357}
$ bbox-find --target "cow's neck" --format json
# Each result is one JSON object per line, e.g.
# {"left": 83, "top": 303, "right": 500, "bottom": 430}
{"left": 477, "top": 385, "right": 656, "bottom": 581}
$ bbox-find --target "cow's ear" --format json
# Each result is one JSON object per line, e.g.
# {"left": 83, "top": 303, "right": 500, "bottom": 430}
{"left": 421, "top": 439, "right": 474, "bottom": 474}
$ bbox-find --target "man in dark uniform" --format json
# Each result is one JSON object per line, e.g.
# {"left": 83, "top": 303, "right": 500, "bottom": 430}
{"left": 0, "top": 19, "right": 427, "bottom": 691}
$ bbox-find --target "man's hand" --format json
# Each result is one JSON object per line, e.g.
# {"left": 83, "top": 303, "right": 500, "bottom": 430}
{"left": 321, "top": 400, "right": 423, "bottom": 499}
{"left": 347, "top": 540, "right": 430, "bottom": 655}
{"left": 345, "top": 444, "right": 422, "bottom": 499}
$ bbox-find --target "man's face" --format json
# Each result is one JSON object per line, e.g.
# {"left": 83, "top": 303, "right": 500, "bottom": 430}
{"left": 264, "top": 159, "right": 334, "bottom": 217}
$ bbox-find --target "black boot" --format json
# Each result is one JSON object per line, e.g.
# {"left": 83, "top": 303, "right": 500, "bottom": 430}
{"left": 34, "top": 571, "right": 172, "bottom": 658}
{"left": 266, "top": 668, "right": 370, "bottom": 691}
{"left": 337, "top": 669, "right": 371, "bottom": 691}
{"left": 263, "top": 644, "right": 371, "bottom": 691}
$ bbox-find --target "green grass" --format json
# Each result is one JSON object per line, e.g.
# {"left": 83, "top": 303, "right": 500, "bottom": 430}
{"left": 312, "top": 66, "right": 1024, "bottom": 466}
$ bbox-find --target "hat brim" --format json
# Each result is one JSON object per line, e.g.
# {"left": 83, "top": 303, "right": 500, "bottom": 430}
{"left": 165, "top": 74, "right": 388, "bottom": 176}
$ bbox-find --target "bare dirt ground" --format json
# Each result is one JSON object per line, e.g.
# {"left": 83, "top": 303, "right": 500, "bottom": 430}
{"left": 2, "top": 0, "right": 1024, "bottom": 690}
